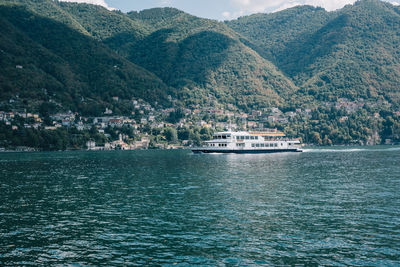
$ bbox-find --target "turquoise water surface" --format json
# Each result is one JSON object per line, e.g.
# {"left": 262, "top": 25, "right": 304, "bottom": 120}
{"left": 0, "top": 147, "right": 399, "bottom": 265}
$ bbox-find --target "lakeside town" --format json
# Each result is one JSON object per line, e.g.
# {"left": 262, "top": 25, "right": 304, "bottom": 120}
{"left": 1, "top": 96, "right": 399, "bottom": 151}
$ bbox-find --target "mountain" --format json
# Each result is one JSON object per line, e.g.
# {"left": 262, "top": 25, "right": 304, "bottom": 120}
{"left": 227, "top": 0, "right": 400, "bottom": 106}
{"left": 0, "top": 1, "right": 170, "bottom": 115}
{"left": 60, "top": 5, "right": 297, "bottom": 110}
{"left": 0, "top": 0, "right": 399, "bottom": 148}
{"left": 1, "top": 0, "right": 399, "bottom": 115}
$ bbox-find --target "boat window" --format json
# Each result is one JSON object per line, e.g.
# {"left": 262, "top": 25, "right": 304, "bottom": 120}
{"left": 250, "top": 136, "right": 254, "bottom": 140}
{"left": 251, "top": 144, "right": 255, "bottom": 147}
{"left": 222, "top": 135, "right": 226, "bottom": 139}
{"left": 256, "top": 144, "right": 260, "bottom": 147}
{"left": 261, "top": 144, "right": 264, "bottom": 147}
{"left": 274, "top": 143, "right": 278, "bottom": 147}
{"left": 281, "top": 143, "right": 283, "bottom": 146}
{"left": 245, "top": 136, "right": 249, "bottom": 140}
{"left": 255, "top": 136, "right": 258, "bottom": 140}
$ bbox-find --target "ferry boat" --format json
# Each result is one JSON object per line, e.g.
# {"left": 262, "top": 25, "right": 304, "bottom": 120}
{"left": 192, "top": 130, "right": 302, "bottom": 154}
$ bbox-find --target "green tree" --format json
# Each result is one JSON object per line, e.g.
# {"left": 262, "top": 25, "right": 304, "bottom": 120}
{"left": 164, "top": 127, "right": 178, "bottom": 143}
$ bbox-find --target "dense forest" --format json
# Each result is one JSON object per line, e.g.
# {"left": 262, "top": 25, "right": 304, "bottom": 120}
{"left": 0, "top": 0, "right": 399, "bottom": 148}
{"left": 227, "top": 0, "right": 400, "bottom": 105}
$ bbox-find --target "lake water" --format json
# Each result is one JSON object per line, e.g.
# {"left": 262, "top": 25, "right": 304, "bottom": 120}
{"left": 0, "top": 147, "right": 399, "bottom": 266}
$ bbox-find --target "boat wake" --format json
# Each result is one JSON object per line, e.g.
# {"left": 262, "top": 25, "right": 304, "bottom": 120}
{"left": 302, "top": 147, "right": 400, "bottom": 153}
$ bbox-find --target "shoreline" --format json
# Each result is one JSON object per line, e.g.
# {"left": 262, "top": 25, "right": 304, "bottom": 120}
{"left": 1, "top": 144, "right": 399, "bottom": 153}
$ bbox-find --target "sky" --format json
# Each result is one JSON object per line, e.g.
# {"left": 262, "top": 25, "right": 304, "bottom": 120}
{"left": 60, "top": 0, "right": 400, "bottom": 20}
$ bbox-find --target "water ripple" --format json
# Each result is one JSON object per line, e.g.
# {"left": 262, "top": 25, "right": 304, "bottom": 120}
{"left": 0, "top": 148, "right": 399, "bottom": 265}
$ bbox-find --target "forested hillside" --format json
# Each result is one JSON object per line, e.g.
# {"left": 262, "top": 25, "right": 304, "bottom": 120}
{"left": 0, "top": 1, "right": 170, "bottom": 115}
{"left": 0, "top": 0, "right": 399, "bottom": 148}
{"left": 60, "top": 5, "right": 297, "bottom": 110}
{"left": 227, "top": 0, "right": 400, "bottom": 106}
{"left": 2, "top": 0, "right": 399, "bottom": 113}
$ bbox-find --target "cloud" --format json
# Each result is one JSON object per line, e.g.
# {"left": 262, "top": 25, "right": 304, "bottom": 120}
{"left": 59, "top": 0, "right": 115, "bottom": 10}
{"left": 231, "top": 0, "right": 355, "bottom": 13}
{"left": 388, "top": 0, "right": 400, "bottom": 5}
{"left": 222, "top": 11, "right": 231, "bottom": 18}
{"left": 230, "top": 0, "right": 400, "bottom": 16}
{"left": 159, "top": 0, "right": 172, "bottom": 4}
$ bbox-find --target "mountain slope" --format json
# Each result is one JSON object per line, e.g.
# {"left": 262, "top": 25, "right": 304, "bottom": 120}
{"left": 18, "top": 3, "right": 298, "bottom": 111}
{"left": 227, "top": 5, "right": 334, "bottom": 64}
{"left": 123, "top": 8, "right": 298, "bottom": 109}
{"left": 0, "top": 3, "right": 170, "bottom": 115}
{"left": 227, "top": 0, "right": 400, "bottom": 106}
{"left": 58, "top": 2, "right": 151, "bottom": 46}
{"left": 1, "top": 0, "right": 399, "bottom": 114}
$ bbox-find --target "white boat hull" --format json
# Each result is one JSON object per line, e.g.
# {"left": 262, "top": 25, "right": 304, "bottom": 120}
{"left": 192, "top": 148, "right": 302, "bottom": 154}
